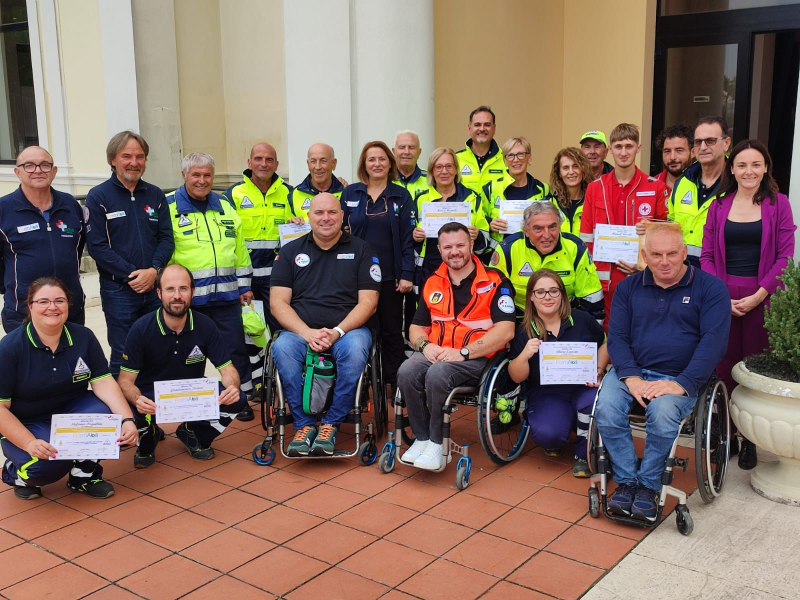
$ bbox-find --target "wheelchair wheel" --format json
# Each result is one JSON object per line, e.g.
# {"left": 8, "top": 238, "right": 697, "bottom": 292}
{"left": 378, "top": 446, "right": 395, "bottom": 473}
{"left": 675, "top": 505, "right": 693, "bottom": 536}
{"left": 259, "top": 343, "right": 276, "bottom": 432}
{"left": 252, "top": 443, "right": 275, "bottom": 465}
{"left": 476, "top": 355, "right": 530, "bottom": 464}
{"left": 358, "top": 440, "right": 378, "bottom": 466}
{"left": 588, "top": 488, "right": 600, "bottom": 518}
{"left": 371, "top": 340, "right": 387, "bottom": 440}
{"left": 694, "top": 379, "right": 730, "bottom": 504}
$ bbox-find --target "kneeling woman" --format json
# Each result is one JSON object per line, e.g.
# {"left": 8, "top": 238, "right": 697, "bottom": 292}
{"left": 0, "top": 277, "right": 138, "bottom": 499}
{"left": 508, "top": 269, "right": 608, "bottom": 477}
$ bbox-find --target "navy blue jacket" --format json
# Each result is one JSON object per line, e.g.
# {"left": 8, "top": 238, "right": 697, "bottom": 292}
{"left": 85, "top": 173, "right": 174, "bottom": 283}
{"left": 341, "top": 182, "right": 415, "bottom": 282}
{"left": 608, "top": 265, "right": 731, "bottom": 397}
{"left": 0, "top": 186, "right": 85, "bottom": 319}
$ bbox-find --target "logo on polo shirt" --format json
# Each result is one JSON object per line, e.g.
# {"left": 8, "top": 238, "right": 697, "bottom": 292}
{"left": 73, "top": 357, "right": 91, "bottom": 382}
{"left": 519, "top": 262, "right": 533, "bottom": 277}
{"left": 144, "top": 205, "right": 157, "bottom": 217}
{"left": 186, "top": 345, "right": 205, "bottom": 364}
{"left": 638, "top": 204, "right": 652, "bottom": 216}
{"left": 429, "top": 291, "right": 443, "bottom": 305}
{"left": 295, "top": 253, "right": 310, "bottom": 267}
{"left": 682, "top": 296, "right": 691, "bottom": 304}
{"left": 56, "top": 220, "right": 76, "bottom": 235}
{"left": 240, "top": 197, "right": 254, "bottom": 208}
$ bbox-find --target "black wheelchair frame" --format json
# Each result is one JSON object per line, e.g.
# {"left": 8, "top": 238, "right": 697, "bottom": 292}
{"left": 586, "top": 376, "right": 731, "bottom": 535}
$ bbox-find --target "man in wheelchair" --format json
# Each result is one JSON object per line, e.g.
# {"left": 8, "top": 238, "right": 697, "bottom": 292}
{"left": 596, "top": 223, "right": 730, "bottom": 522}
{"left": 398, "top": 222, "right": 516, "bottom": 470}
{"left": 269, "top": 193, "right": 380, "bottom": 456}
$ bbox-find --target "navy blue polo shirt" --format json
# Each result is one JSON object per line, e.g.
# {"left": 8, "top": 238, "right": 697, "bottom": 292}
{"left": 509, "top": 309, "right": 605, "bottom": 390}
{"left": 608, "top": 265, "right": 731, "bottom": 397}
{"left": 0, "top": 322, "right": 111, "bottom": 420}
{"left": 0, "top": 186, "right": 86, "bottom": 319}
{"left": 120, "top": 309, "right": 231, "bottom": 399}
{"left": 270, "top": 231, "right": 381, "bottom": 329}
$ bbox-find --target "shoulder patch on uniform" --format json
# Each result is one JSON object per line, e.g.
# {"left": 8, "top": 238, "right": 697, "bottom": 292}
{"left": 369, "top": 264, "right": 382, "bottom": 282}
{"left": 429, "top": 291, "right": 443, "bottom": 304}
{"left": 83, "top": 206, "right": 90, "bottom": 223}
{"left": 490, "top": 252, "right": 500, "bottom": 266}
{"left": 497, "top": 295, "right": 515, "bottom": 314}
{"left": 638, "top": 204, "right": 652, "bottom": 216}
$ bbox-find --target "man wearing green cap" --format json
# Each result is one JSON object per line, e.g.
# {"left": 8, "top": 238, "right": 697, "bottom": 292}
{"left": 580, "top": 130, "right": 614, "bottom": 180}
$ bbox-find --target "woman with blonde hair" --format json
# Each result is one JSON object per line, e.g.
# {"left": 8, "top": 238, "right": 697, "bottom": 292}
{"left": 548, "top": 147, "right": 594, "bottom": 236}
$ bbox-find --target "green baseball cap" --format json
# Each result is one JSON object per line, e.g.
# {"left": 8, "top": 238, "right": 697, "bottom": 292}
{"left": 580, "top": 130, "right": 608, "bottom": 146}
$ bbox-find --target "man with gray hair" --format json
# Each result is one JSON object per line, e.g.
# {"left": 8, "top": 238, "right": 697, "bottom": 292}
{"left": 490, "top": 201, "right": 604, "bottom": 322}
{"left": 85, "top": 130, "right": 175, "bottom": 375}
{"left": 165, "top": 153, "right": 255, "bottom": 416}
{"left": 392, "top": 130, "right": 428, "bottom": 202}
{"left": 287, "top": 143, "right": 345, "bottom": 222}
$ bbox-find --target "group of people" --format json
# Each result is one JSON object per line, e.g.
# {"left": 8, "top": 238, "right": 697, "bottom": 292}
{"left": 0, "top": 106, "right": 795, "bottom": 529}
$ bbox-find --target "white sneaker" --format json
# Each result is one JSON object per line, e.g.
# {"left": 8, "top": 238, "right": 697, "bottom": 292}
{"left": 414, "top": 442, "right": 444, "bottom": 471}
{"left": 401, "top": 439, "right": 429, "bottom": 463}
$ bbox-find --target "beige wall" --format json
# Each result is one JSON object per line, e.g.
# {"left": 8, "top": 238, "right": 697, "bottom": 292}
{"left": 434, "top": 0, "right": 657, "bottom": 178}
{"left": 433, "top": 0, "right": 565, "bottom": 180}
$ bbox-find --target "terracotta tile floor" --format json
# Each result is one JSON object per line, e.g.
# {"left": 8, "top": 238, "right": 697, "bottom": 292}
{"left": 0, "top": 409, "right": 698, "bottom": 599}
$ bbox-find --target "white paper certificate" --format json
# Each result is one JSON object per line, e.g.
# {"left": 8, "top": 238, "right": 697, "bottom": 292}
{"left": 278, "top": 223, "right": 311, "bottom": 246}
{"left": 592, "top": 224, "right": 640, "bottom": 264}
{"left": 154, "top": 378, "right": 220, "bottom": 424}
{"left": 498, "top": 200, "right": 531, "bottom": 234}
{"left": 49, "top": 414, "right": 121, "bottom": 460}
{"left": 539, "top": 342, "right": 598, "bottom": 385}
{"left": 421, "top": 202, "right": 471, "bottom": 237}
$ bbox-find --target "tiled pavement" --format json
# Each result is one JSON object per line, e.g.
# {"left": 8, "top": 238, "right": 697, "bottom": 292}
{"left": 0, "top": 404, "right": 700, "bottom": 600}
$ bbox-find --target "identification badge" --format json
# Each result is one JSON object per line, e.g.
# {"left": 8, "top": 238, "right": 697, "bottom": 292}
{"left": 337, "top": 253, "right": 355, "bottom": 260}
{"left": 346, "top": 201, "right": 359, "bottom": 208}
{"left": 636, "top": 191, "right": 655, "bottom": 197}
{"left": 17, "top": 223, "right": 40, "bottom": 233}
{"left": 106, "top": 211, "right": 126, "bottom": 220}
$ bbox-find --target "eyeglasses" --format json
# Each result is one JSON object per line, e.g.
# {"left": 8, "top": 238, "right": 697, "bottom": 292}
{"left": 506, "top": 152, "right": 529, "bottom": 161}
{"left": 31, "top": 297, "right": 68, "bottom": 308}
{"left": 366, "top": 197, "right": 388, "bottom": 217}
{"left": 433, "top": 164, "right": 456, "bottom": 173}
{"left": 693, "top": 137, "right": 728, "bottom": 148}
{"left": 16, "top": 162, "right": 54, "bottom": 173}
{"left": 532, "top": 288, "right": 561, "bottom": 299}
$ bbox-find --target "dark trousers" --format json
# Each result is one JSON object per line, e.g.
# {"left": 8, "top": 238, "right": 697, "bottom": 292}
{"left": 195, "top": 302, "right": 253, "bottom": 393}
{"left": 398, "top": 352, "right": 487, "bottom": 444}
{"left": 2, "top": 304, "right": 85, "bottom": 334}
{"left": 136, "top": 383, "right": 248, "bottom": 451}
{"left": 403, "top": 290, "right": 418, "bottom": 350}
{"left": 525, "top": 385, "right": 596, "bottom": 460}
{"left": 1, "top": 392, "right": 107, "bottom": 489}
{"left": 100, "top": 279, "right": 161, "bottom": 376}
{"left": 377, "top": 280, "right": 407, "bottom": 386}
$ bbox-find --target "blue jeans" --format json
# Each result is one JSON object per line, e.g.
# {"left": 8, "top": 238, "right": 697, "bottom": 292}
{"left": 272, "top": 327, "right": 371, "bottom": 429}
{"left": 595, "top": 368, "right": 696, "bottom": 491}
{"left": 100, "top": 278, "right": 161, "bottom": 375}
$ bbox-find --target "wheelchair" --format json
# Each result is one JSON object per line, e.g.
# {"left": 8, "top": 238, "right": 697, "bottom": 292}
{"left": 586, "top": 375, "right": 730, "bottom": 536}
{"left": 251, "top": 330, "right": 387, "bottom": 466}
{"left": 377, "top": 350, "right": 530, "bottom": 490}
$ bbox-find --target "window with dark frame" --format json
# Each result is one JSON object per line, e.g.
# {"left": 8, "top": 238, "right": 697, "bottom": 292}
{"left": 0, "top": 0, "right": 38, "bottom": 163}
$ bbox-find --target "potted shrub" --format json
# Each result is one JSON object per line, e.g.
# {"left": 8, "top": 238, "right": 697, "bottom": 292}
{"left": 731, "top": 259, "right": 800, "bottom": 505}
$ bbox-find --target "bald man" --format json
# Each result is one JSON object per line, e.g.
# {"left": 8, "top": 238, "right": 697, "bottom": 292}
{"left": 0, "top": 146, "right": 86, "bottom": 332}
{"left": 224, "top": 143, "right": 292, "bottom": 420}
{"left": 287, "top": 143, "right": 346, "bottom": 222}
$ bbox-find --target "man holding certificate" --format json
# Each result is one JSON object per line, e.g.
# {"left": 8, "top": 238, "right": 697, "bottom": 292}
{"left": 596, "top": 224, "right": 730, "bottom": 523}
{"left": 118, "top": 265, "right": 247, "bottom": 467}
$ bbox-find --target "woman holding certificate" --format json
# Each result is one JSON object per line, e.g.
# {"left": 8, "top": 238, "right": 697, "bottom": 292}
{"left": 548, "top": 147, "right": 595, "bottom": 236}
{"left": 412, "top": 147, "right": 491, "bottom": 283}
{"left": 0, "top": 277, "right": 138, "bottom": 500}
{"left": 507, "top": 269, "right": 609, "bottom": 477}
{"left": 700, "top": 139, "right": 796, "bottom": 470}
{"left": 342, "top": 141, "right": 415, "bottom": 391}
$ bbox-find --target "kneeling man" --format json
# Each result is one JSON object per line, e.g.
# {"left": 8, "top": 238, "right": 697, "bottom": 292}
{"left": 596, "top": 223, "right": 730, "bottom": 522}
{"left": 118, "top": 264, "right": 247, "bottom": 467}
{"left": 270, "top": 193, "right": 380, "bottom": 456}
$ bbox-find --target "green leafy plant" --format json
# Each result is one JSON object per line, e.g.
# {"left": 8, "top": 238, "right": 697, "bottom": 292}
{"left": 748, "top": 259, "right": 800, "bottom": 382}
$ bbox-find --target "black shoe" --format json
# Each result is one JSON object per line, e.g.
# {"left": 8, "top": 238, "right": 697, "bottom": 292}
{"left": 13, "top": 485, "right": 42, "bottom": 500}
{"left": 738, "top": 440, "right": 757, "bottom": 470}
{"left": 729, "top": 435, "right": 740, "bottom": 457}
{"left": 67, "top": 478, "right": 115, "bottom": 499}
{"left": 134, "top": 423, "right": 165, "bottom": 469}
{"left": 176, "top": 423, "right": 215, "bottom": 460}
{"left": 236, "top": 404, "right": 254, "bottom": 422}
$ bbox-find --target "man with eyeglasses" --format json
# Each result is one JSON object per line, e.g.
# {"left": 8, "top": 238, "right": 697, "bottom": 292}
{"left": 287, "top": 143, "right": 346, "bottom": 222}
{"left": 0, "top": 146, "right": 86, "bottom": 332}
{"left": 670, "top": 116, "right": 731, "bottom": 266}
{"left": 84, "top": 131, "right": 174, "bottom": 377}
{"left": 491, "top": 201, "right": 604, "bottom": 323}
{"left": 456, "top": 106, "right": 506, "bottom": 217}
{"left": 224, "top": 143, "right": 292, "bottom": 420}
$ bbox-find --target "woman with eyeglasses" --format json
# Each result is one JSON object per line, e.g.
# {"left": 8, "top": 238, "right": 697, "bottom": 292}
{"left": 547, "top": 147, "right": 595, "bottom": 236}
{"left": 412, "top": 147, "right": 491, "bottom": 283}
{"left": 342, "top": 141, "right": 415, "bottom": 391}
{"left": 701, "top": 139, "right": 796, "bottom": 471}
{"left": 507, "top": 269, "right": 609, "bottom": 477}
{"left": 482, "top": 137, "right": 550, "bottom": 243}
{"left": 0, "top": 277, "right": 138, "bottom": 500}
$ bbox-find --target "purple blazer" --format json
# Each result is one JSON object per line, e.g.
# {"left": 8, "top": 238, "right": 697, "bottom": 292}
{"left": 700, "top": 192, "right": 796, "bottom": 294}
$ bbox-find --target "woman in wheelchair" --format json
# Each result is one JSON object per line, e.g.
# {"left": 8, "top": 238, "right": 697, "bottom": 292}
{"left": 507, "top": 269, "right": 608, "bottom": 477}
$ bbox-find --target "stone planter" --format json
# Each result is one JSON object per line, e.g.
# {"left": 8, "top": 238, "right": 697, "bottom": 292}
{"left": 731, "top": 361, "right": 800, "bottom": 505}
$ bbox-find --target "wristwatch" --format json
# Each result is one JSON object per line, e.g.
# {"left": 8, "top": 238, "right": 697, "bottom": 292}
{"left": 333, "top": 326, "right": 346, "bottom": 338}
{"left": 460, "top": 347, "right": 470, "bottom": 360}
